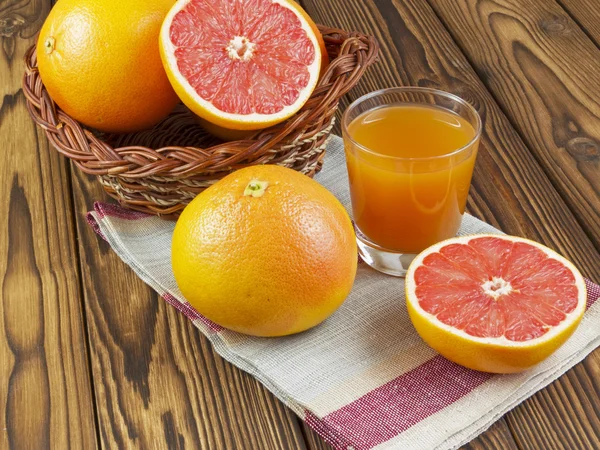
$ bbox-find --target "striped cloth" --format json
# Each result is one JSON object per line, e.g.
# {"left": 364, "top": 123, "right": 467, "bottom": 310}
{"left": 87, "top": 136, "right": 600, "bottom": 450}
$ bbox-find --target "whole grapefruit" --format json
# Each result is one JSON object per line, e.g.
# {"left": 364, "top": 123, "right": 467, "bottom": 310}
{"left": 171, "top": 165, "right": 357, "bottom": 337}
{"left": 37, "top": 0, "right": 180, "bottom": 133}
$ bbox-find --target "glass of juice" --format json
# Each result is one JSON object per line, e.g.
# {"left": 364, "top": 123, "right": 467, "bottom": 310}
{"left": 342, "top": 87, "right": 482, "bottom": 276}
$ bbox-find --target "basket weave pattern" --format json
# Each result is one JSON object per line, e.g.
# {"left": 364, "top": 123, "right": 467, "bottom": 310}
{"left": 23, "top": 26, "right": 378, "bottom": 217}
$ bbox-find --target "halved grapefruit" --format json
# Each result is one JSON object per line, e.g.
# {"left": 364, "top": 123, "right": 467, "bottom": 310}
{"left": 405, "top": 235, "right": 587, "bottom": 373}
{"left": 159, "top": 0, "right": 324, "bottom": 131}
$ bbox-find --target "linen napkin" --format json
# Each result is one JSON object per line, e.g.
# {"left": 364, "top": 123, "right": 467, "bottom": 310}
{"left": 87, "top": 136, "right": 600, "bottom": 450}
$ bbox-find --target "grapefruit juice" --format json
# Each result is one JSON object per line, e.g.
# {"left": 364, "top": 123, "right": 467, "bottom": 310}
{"left": 342, "top": 90, "right": 481, "bottom": 266}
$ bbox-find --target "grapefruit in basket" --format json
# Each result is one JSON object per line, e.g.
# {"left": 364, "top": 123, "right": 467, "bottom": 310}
{"left": 159, "top": 0, "right": 326, "bottom": 131}
{"left": 405, "top": 235, "right": 586, "bottom": 373}
{"left": 36, "top": 0, "right": 180, "bottom": 134}
{"left": 171, "top": 165, "right": 357, "bottom": 337}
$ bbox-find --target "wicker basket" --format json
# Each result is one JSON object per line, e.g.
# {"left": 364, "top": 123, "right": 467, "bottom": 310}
{"left": 23, "top": 26, "right": 378, "bottom": 218}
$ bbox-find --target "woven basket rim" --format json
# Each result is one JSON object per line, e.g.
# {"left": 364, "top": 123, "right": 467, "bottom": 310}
{"left": 23, "top": 24, "right": 379, "bottom": 216}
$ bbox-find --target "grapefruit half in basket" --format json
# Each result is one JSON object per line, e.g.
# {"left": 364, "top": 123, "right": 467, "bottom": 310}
{"left": 405, "top": 235, "right": 586, "bottom": 373}
{"left": 159, "top": 0, "right": 324, "bottom": 131}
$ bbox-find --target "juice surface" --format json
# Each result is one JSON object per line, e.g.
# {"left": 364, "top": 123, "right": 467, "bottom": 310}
{"left": 345, "top": 104, "right": 478, "bottom": 253}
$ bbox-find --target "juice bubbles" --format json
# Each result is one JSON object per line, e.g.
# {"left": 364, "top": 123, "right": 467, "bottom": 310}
{"left": 344, "top": 103, "right": 479, "bottom": 255}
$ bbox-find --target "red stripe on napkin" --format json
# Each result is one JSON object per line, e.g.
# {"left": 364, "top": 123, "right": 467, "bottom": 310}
{"left": 585, "top": 279, "right": 599, "bottom": 308}
{"left": 86, "top": 212, "right": 107, "bottom": 241}
{"left": 93, "top": 202, "right": 151, "bottom": 221}
{"left": 307, "top": 356, "right": 493, "bottom": 450}
{"left": 162, "top": 293, "right": 224, "bottom": 333}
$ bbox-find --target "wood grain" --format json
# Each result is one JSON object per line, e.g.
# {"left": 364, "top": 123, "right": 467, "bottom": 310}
{"left": 424, "top": 1, "right": 600, "bottom": 446}
{"left": 70, "top": 171, "right": 309, "bottom": 449}
{"left": 302, "top": 0, "right": 600, "bottom": 448}
{"left": 301, "top": 423, "right": 334, "bottom": 450}
{"left": 10, "top": 0, "right": 599, "bottom": 449}
{"left": 558, "top": 0, "right": 600, "bottom": 47}
{"left": 505, "top": 362, "right": 600, "bottom": 448}
{"left": 461, "top": 421, "right": 520, "bottom": 450}
{"left": 428, "top": 0, "right": 600, "bottom": 252}
{"left": 0, "top": 0, "right": 97, "bottom": 448}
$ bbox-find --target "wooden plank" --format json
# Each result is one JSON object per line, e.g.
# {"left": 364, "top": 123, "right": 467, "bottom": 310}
{"left": 300, "top": 0, "right": 600, "bottom": 448}
{"left": 422, "top": 2, "right": 600, "bottom": 446}
{"left": 0, "top": 0, "right": 98, "bottom": 448}
{"left": 428, "top": 0, "right": 600, "bottom": 252}
{"left": 505, "top": 362, "right": 600, "bottom": 449}
{"left": 558, "top": 0, "right": 600, "bottom": 48}
{"left": 461, "top": 421, "right": 520, "bottom": 450}
{"left": 301, "top": 424, "right": 334, "bottom": 450}
{"left": 70, "top": 170, "right": 309, "bottom": 449}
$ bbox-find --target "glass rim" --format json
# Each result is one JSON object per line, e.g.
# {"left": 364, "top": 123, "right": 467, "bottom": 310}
{"left": 341, "top": 87, "right": 483, "bottom": 162}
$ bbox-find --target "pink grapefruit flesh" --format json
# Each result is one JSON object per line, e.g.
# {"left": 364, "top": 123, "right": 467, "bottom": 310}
{"left": 160, "top": 0, "right": 322, "bottom": 129}
{"left": 406, "top": 235, "right": 587, "bottom": 373}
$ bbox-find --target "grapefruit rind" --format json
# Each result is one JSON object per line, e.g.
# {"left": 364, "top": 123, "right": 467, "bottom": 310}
{"left": 159, "top": 0, "right": 322, "bottom": 131}
{"left": 405, "top": 234, "right": 586, "bottom": 373}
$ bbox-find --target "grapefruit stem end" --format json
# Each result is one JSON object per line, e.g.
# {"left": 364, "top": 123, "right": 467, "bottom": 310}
{"left": 244, "top": 179, "right": 269, "bottom": 197}
{"left": 44, "top": 37, "right": 55, "bottom": 54}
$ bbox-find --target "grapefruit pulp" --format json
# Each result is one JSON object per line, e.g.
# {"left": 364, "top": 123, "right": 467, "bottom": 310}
{"left": 160, "top": 0, "right": 323, "bottom": 131}
{"left": 405, "top": 235, "right": 586, "bottom": 373}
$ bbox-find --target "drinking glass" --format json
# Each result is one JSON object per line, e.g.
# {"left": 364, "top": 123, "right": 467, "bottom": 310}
{"left": 342, "top": 87, "right": 482, "bottom": 276}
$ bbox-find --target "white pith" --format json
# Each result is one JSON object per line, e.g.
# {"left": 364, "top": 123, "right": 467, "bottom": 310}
{"left": 160, "top": 0, "right": 322, "bottom": 125}
{"left": 226, "top": 36, "right": 256, "bottom": 61}
{"left": 405, "top": 234, "right": 587, "bottom": 348}
{"left": 482, "top": 277, "right": 513, "bottom": 299}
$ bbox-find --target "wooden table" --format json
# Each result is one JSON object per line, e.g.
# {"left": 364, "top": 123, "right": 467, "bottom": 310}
{"left": 2, "top": 0, "right": 600, "bottom": 448}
